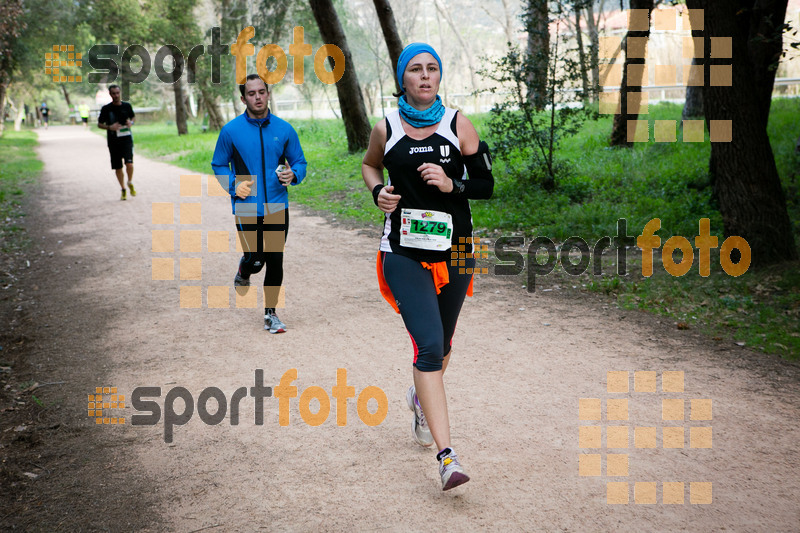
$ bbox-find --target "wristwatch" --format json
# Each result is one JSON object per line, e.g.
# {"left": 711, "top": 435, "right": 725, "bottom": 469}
{"left": 450, "top": 178, "right": 465, "bottom": 194}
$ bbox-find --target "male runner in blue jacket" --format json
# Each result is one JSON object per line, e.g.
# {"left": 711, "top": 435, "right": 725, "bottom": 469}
{"left": 211, "top": 74, "right": 307, "bottom": 333}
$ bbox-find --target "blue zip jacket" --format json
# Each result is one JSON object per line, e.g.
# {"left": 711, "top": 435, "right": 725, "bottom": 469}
{"left": 211, "top": 111, "right": 307, "bottom": 217}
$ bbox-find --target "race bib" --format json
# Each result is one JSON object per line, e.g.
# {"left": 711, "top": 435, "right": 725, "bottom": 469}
{"left": 400, "top": 208, "right": 453, "bottom": 251}
{"left": 116, "top": 127, "right": 131, "bottom": 137}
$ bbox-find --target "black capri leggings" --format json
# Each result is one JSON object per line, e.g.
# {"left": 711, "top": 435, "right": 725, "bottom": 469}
{"left": 382, "top": 252, "right": 474, "bottom": 372}
{"left": 235, "top": 210, "right": 289, "bottom": 296}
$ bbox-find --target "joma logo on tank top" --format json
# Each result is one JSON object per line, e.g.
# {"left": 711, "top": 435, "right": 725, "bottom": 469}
{"left": 409, "top": 146, "right": 434, "bottom": 155}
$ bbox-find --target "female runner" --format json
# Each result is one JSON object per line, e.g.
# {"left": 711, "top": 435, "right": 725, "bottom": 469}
{"left": 361, "top": 43, "right": 494, "bottom": 490}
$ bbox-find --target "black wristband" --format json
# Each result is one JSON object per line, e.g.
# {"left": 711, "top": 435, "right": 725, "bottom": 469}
{"left": 450, "top": 178, "right": 465, "bottom": 195}
{"left": 372, "top": 184, "right": 385, "bottom": 206}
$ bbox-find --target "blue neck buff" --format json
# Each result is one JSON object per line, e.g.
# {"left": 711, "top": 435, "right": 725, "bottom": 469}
{"left": 398, "top": 95, "right": 445, "bottom": 128}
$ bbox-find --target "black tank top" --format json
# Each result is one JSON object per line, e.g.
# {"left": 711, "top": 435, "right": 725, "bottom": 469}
{"left": 380, "top": 108, "right": 472, "bottom": 263}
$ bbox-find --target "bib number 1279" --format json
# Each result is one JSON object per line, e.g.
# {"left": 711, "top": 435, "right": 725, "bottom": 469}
{"left": 400, "top": 208, "right": 453, "bottom": 251}
{"left": 410, "top": 219, "right": 450, "bottom": 238}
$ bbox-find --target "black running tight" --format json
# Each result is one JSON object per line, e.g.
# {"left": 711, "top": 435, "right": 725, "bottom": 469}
{"left": 235, "top": 210, "right": 289, "bottom": 308}
{"left": 381, "top": 252, "right": 474, "bottom": 372}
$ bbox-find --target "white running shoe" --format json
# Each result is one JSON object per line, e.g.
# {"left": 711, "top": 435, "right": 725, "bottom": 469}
{"left": 406, "top": 385, "right": 434, "bottom": 447}
{"left": 264, "top": 312, "right": 287, "bottom": 334}
{"left": 437, "top": 447, "right": 470, "bottom": 491}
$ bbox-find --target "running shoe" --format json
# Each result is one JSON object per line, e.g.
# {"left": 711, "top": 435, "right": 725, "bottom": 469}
{"left": 120, "top": 188, "right": 126, "bottom": 201}
{"left": 437, "top": 447, "right": 470, "bottom": 491}
{"left": 234, "top": 258, "right": 250, "bottom": 286}
{"left": 128, "top": 183, "right": 136, "bottom": 197}
{"left": 406, "top": 385, "right": 434, "bottom": 447}
{"left": 264, "top": 311, "right": 287, "bottom": 334}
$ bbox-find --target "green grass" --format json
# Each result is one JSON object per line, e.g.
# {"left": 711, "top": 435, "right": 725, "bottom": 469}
{"left": 593, "top": 256, "right": 800, "bottom": 359}
{"left": 0, "top": 129, "right": 43, "bottom": 253}
{"left": 129, "top": 99, "right": 800, "bottom": 360}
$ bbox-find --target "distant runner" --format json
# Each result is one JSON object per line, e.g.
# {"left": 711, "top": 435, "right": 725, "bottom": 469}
{"left": 40, "top": 102, "right": 49, "bottom": 129}
{"left": 97, "top": 85, "right": 136, "bottom": 200}
{"left": 79, "top": 103, "right": 90, "bottom": 128}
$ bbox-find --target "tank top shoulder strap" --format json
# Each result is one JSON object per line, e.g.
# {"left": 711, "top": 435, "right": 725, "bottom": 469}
{"left": 435, "top": 107, "right": 459, "bottom": 150}
{"left": 384, "top": 110, "right": 405, "bottom": 155}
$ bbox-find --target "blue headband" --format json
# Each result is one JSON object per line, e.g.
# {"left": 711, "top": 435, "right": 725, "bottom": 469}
{"left": 396, "top": 43, "right": 442, "bottom": 95}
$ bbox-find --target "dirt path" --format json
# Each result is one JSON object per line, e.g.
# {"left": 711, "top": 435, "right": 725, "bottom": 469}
{"left": 3, "top": 124, "right": 800, "bottom": 531}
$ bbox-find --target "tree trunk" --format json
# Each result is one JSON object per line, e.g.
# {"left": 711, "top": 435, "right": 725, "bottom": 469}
{"left": 575, "top": 7, "right": 590, "bottom": 106}
{"left": 187, "top": 53, "right": 225, "bottom": 132}
{"left": 60, "top": 84, "right": 72, "bottom": 109}
{"left": 584, "top": 1, "right": 601, "bottom": 101}
{"left": 481, "top": 0, "right": 517, "bottom": 44}
{"left": 372, "top": 0, "right": 404, "bottom": 94}
{"left": 524, "top": 0, "right": 550, "bottom": 111}
{"left": 256, "top": 0, "right": 289, "bottom": 118}
{"left": 14, "top": 99, "right": 24, "bottom": 131}
{"left": 199, "top": 85, "right": 224, "bottom": 131}
{"left": 3, "top": 92, "right": 14, "bottom": 131}
{"left": 174, "top": 54, "right": 188, "bottom": 135}
{"left": 748, "top": 0, "right": 788, "bottom": 130}
{"left": 221, "top": 0, "right": 245, "bottom": 118}
{"left": 0, "top": 83, "right": 6, "bottom": 137}
{"left": 184, "top": 84, "right": 194, "bottom": 119}
{"left": 435, "top": 9, "right": 449, "bottom": 105}
{"left": 375, "top": 54, "right": 387, "bottom": 117}
{"left": 501, "top": 0, "right": 516, "bottom": 44}
{"left": 364, "top": 85, "right": 375, "bottom": 116}
{"left": 231, "top": 90, "right": 241, "bottom": 117}
{"left": 682, "top": 10, "right": 705, "bottom": 122}
{"left": 681, "top": 59, "right": 704, "bottom": 121}
{"left": 0, "top": 52, "right": 12, "bottom": 138}
{"left": 434, "top": 0, "right": 481, "bottom": 111}
{"left": 324, "top": 86, "right": 340, "bottom": 119}
{"left": 681, "top": 9, "right": 709, "bottom": 190}
{"left": 121, "top": 78, "right": 131, "bottom": 102}
{"left": 0, "top": 0, "right": 25, "bottom": 137}
{"left": 686, "top": 0, "right": 796, "bottom": 265}
{"left": 610, "top": 0, "right": 653, "bottom": 147}
{"left": 309, "top": 0, "right": 371, "bottom": 152}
